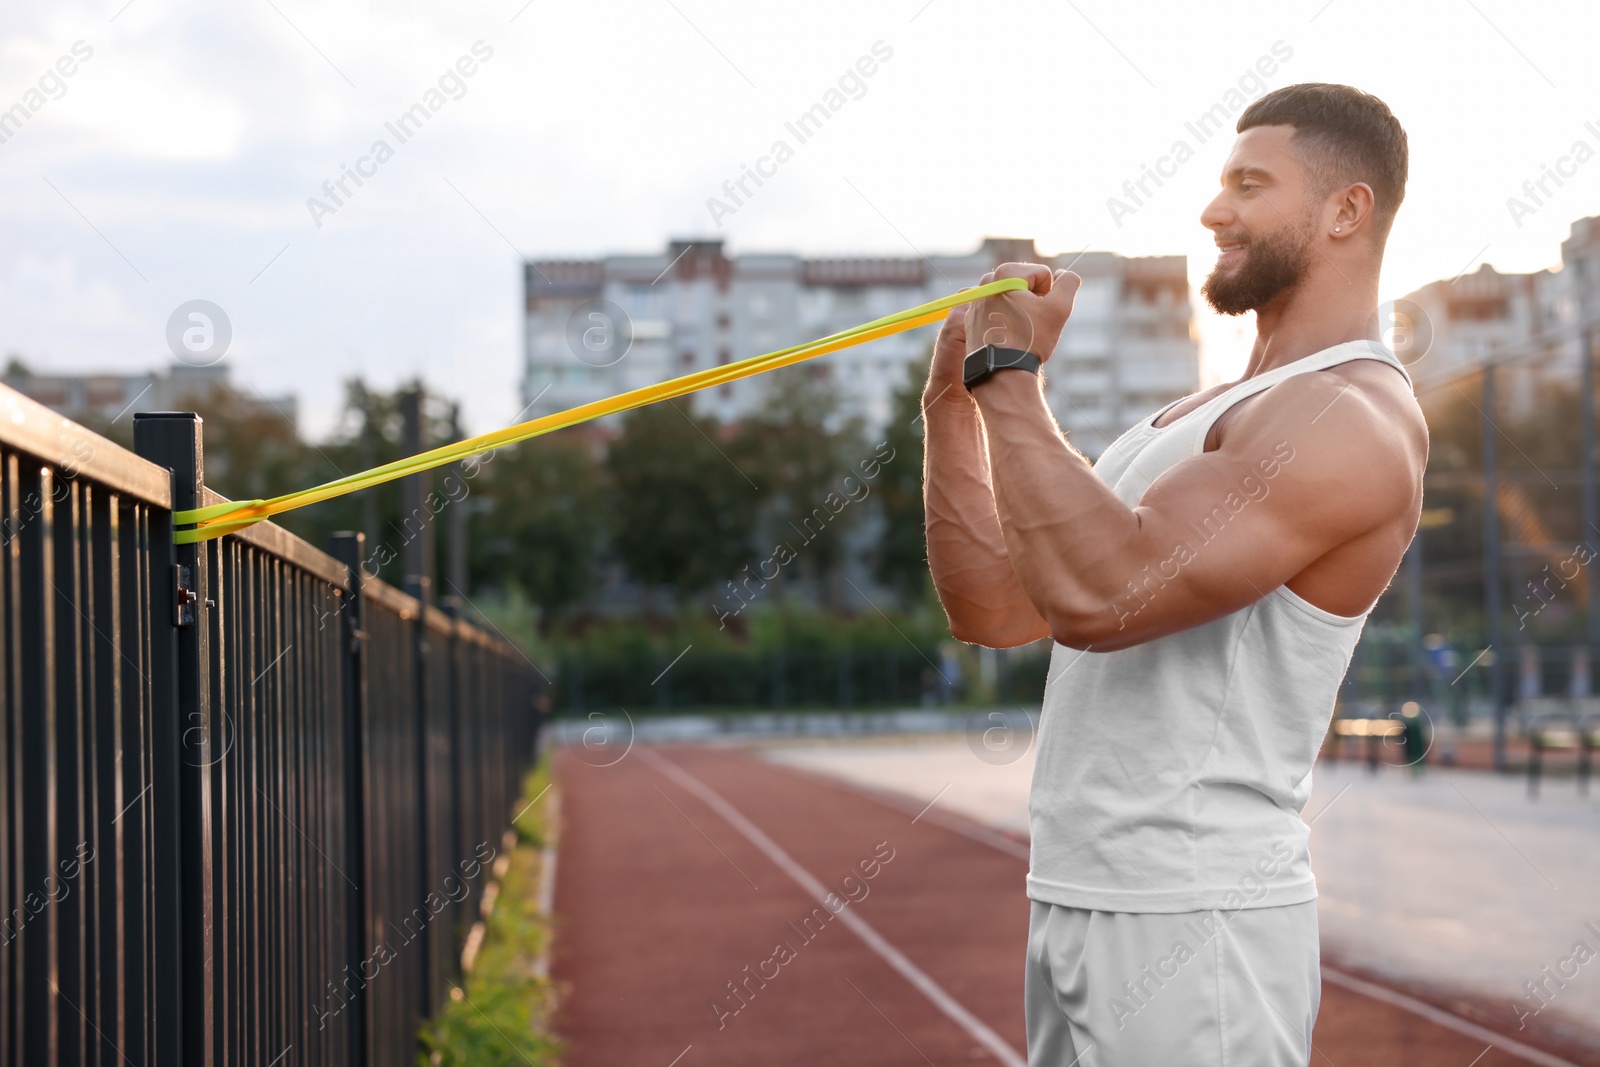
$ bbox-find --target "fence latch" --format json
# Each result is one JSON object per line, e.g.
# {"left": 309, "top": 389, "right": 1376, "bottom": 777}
{"left": 174, "top": 563, "right": 198, "bottom": 628}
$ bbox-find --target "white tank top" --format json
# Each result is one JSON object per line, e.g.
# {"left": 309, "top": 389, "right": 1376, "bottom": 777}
{"left": 1026, "top": 339, "right": 1411, "bottom": 913}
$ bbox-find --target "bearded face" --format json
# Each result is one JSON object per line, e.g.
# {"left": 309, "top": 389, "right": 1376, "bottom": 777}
{"left": 1201, "top": 211, "right": 1316, "bottom": 316}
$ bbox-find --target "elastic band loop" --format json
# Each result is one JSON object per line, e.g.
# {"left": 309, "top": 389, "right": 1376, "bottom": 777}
{"left": 172, "top": 277, "right": 1026, "bottom": 542}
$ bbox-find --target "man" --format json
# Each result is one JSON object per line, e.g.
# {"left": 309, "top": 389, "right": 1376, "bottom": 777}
{"left": 922, "top": 83, "right": 1426, "bottom": 1065}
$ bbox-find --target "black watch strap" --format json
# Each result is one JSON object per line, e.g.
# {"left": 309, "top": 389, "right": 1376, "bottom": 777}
{"left": 963, "top": 345, "right": 1042, "bottom": 390}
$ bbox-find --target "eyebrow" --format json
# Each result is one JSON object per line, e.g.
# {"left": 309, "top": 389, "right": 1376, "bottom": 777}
{"left": 1222, "top": 164, "right": 1275, "bottom": 184}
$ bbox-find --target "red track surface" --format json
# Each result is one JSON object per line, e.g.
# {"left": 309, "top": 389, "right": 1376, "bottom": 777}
{"left": 551, "top": 744, "right": 1587, "bottom": 1066}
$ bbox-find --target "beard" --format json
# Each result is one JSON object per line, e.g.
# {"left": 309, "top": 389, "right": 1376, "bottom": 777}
{"left": 1201, "top": 220, "right": 1314, "bottom": 316}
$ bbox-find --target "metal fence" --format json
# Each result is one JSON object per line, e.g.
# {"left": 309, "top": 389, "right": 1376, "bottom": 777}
{"left": 0, "top": 390, "right": 544, "bottom": 1067}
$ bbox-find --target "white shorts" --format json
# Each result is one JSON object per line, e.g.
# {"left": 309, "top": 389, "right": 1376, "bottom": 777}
{"left": 1024, "top": 899, "right": 1320, "bottom": 1067}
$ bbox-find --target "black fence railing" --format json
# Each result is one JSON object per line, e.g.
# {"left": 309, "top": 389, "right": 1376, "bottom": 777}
{"left": 0, "top": 389, "right": 544, "bottom": 1067}
{"left": 1341, "top": 623, "right": 1600, "bottom": 712}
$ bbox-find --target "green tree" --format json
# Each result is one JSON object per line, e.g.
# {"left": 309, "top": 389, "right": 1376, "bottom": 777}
{"left": 874, "top": 352, "right": 934, "bottom": 606}
{"left": 282, "top": 379, "right": 463, "bottom": 587}
{"left": 469, "top": 429, "right": 607, "bottom": 621}
{"left": 168, "top": 380, "right": 330, "bottom": 520}
{"left": 741, "top": 372, "right": 867, "bottom": 609}
{"left": 605, "top": 402, "right": 759, "bottom": 608}
{"left": 1414, "top": 375, "right": 1586, "bottom": 644}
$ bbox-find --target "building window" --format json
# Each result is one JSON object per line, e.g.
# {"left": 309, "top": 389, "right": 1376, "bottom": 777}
{"left": 1073, "top": 276, "right": 1114, "bottom": 315}
{"left": 628, "top": 286, "right": 661, "bottom": 314}
{"left": 1448, "top": 298, "right": 1509, "bottom": 321}
{"left": 680, "top": 351, "right": 696, "bottom": 369}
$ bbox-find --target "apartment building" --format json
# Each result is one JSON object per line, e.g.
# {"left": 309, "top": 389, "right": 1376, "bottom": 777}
{"left": 522, "top": 237, "right": 1199, "bottom": 458}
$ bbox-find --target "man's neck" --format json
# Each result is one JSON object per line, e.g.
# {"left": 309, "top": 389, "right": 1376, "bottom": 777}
{"left": 1239, "top": 269, "right": 1382, "bottom": 378}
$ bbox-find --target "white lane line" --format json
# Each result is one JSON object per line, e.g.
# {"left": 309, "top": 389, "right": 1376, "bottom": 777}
{"left": 1321, "top": 967, "right": 1583, "bottom": 1067}
{"left": 911, "top": 783, "right": 951, "bottom": 824}
{"left": 637, "top": 748, "right": 1026, "bottom": 1067}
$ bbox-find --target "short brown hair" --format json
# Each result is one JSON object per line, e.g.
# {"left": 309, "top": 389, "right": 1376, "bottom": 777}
{"left": 1237, "top": 83, "right": 1409, "bottom": 242}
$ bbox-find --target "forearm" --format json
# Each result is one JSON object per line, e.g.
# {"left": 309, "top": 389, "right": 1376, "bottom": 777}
{"left": 972, "top": 372, "right": 1141, "bottom": 644}
{"left": 923, "top": 396, "right": 1050, "bottom": 647}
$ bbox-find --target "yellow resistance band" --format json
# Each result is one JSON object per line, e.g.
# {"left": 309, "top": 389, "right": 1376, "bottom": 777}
{"left": 172, "top": 276, "right": 1028, "bottom": 544}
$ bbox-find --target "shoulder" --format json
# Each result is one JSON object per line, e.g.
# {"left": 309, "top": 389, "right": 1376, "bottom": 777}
{"left": 1235, "top": 357, "right": 1423, "bottom": 453}
{"left": 1310, "top": 357, "right": 1428, "bottom": 466}
{"left": 1219, "top": 358, "right": 1426, "bottom": 529}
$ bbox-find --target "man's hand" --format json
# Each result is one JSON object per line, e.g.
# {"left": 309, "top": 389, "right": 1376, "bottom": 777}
{"left": 966, "top": 262, "right": 1082, "bottom": 363}
{"left": 923, "top": 303, "right": 973, "bottom": 412}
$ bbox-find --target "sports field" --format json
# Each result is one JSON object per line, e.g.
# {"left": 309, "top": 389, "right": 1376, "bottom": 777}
{"left": 550, "top": 740, "right": 1600, "bottom": 1066}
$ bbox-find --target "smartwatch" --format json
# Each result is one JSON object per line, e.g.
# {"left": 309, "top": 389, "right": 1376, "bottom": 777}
{"left": 963, "top": 345, "right": 1042, "bottom": 391}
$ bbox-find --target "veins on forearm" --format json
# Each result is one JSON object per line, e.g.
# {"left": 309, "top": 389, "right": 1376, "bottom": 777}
{"left": 977, "top": 384, "right": 1140, "bottom": 614}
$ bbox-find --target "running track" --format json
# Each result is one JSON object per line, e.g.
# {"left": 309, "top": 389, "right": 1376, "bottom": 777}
{"left": 551, "top": 744, "right": 1592, "bottom": 1066}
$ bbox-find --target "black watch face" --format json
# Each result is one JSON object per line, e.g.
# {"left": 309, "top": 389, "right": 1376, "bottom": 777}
{"left": 963, "top": 349, "right": 992, "bottom": 387}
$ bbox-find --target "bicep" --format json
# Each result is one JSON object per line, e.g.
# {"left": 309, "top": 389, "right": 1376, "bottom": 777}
{"left": 1094, "top": 388, "right": 1413, "bottom": 647}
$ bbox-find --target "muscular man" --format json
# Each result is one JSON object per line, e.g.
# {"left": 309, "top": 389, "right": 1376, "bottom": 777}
{"left": 922, "top": 83, "right": 1426, "bottom": 1065}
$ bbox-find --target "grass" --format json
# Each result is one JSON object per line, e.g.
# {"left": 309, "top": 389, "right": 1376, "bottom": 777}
{"left": 417, "top": 758, "right": 563, "bottom": 1066}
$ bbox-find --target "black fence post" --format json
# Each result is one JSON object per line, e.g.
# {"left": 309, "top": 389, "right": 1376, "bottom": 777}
{"left": 406, "top": 601, "right": 432, "bottom": 1021}
{"left": 16, "top": 427, "right": 62, "bottom": 1062}
{"left": 440, "top": 596, "right": 465, "bottom": 989}
{"left": 132, "top": 412, "right": 213, "bottom": 1067}
{"left": 328, "top": 532, "right": 369, "bottom": 1067}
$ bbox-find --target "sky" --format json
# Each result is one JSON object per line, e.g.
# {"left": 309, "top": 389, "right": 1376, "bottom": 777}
{"left": 2, "top": 0, "right": 1598, "bottom": 445}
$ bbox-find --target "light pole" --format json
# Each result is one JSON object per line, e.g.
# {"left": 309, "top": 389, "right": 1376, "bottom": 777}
{"left": 1405, "top": 531, "right": 1424, "bottom": 697}
{"left": 1481, "top": 363, "right": 1507, "bottom": 771}
{"left": 400, "top": 385, "right": 434, "bottom": 607}
{"left": 1581, "top": 300, "right": 1599, "bottom": 660}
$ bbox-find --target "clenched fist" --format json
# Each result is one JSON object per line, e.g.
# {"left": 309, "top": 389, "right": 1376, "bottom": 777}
{"left": 966, "top": 262, "right": 1081, "bottom": 365}
{"left": 921, "top": 262, "right": 1082, "bottom": 416}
